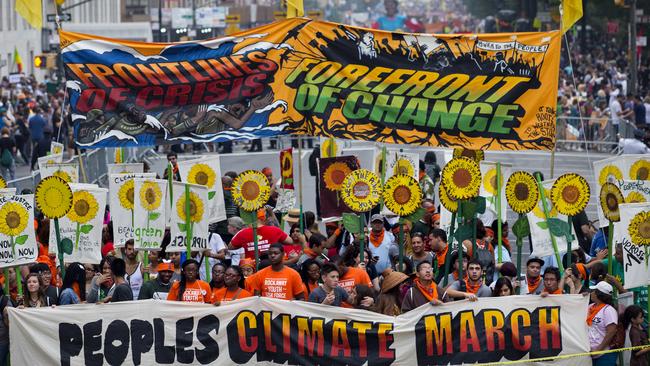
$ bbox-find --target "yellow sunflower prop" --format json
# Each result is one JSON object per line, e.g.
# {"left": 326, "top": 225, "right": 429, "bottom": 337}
{"left": 176, "top": 191, "right": 204, "bottom": 223}
{"left": 140, "top": 181, "right": 162, "bottom": 211}
{"left": 341, "top": 169, "right": 382, "bottom": 212}
{"left": 0, "top": 176, "right": 6, "bottom": 189}
{"left": 599, "top": 183, "right": 624, "bottom": 222}
{"left": 323, "top": 162, "right": 352, "bottom": 191}
{"left": 68, "top": 191, "right": 99, "bottom": 224}
{"left": 505, "top": 171, "right": 539, "bottom": 214}
{"left": 52, "top": 170, "right": 72, "bottom": 183}
{"left": 598, "top": 165, "right": 623, "bottom": 186}
{"left": 232, "top": 170, "right": 271, "bottom": 211}
{"left": 439, "top": 183, "right": 458, "bottom": 213}
{"left": 281, "top": 153, "right": 293, "bottom": 179}
{"left": 628, "top": 211, "right": 650, "bottom": 246}
{"left": 392, "top": 158, "right": 414, "bottom": 177}
{"left": 188, "top": 164, "right": 216, "bottom": 189}
{"left": 118, "top": 179, "right": 135, "bottom": 210}
{"left": 440, "top": 157, "right": 481, "bottom": 200}
{"left": 383, "top": 175, "right": 422, "bottom": 216}
{"left": 453, "top": 148, "right": 484, "bottom": 162}
{"left": 0, "top": 202, "right": 29, "bottom": 237}
{"left": 626, "top": 191, "right": 646, "bottom": 204}
{"left": 550, "top": 173, "right": 590, "bottom": 216}
{"left": 35, "top": 176, "right": 73, "bottom": 219}
{"left": 483, "top": 167, "right": 504, "bottom": 196}
{"left": 630, "top": 160, "right": 650, "bottom": 180}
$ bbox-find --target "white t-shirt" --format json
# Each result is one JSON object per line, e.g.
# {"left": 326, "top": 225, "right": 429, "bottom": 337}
{"left": 644, "top": 103, "right": 650, "bottom": 123}
{"left": 619, "top": 138, "right": 650, "bottom": 154}
{"left": 588, "top": 304, "right": 617, "bottom": 351}
{"left": 610, "top": 100, "right": 622, "bottom": 125}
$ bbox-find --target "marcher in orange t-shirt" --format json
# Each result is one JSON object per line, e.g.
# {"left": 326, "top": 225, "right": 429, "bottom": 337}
{"left": 337, "top": 247, "right": 373, "bottom": 308}
{"left": 247, "top": 243, "right": 305, "bottom": 300}
{"left": 212, "top": 266, "right": 252, "bottom": 305}
{"left": 167, "top": 259, "right": 212, "bottom": 303}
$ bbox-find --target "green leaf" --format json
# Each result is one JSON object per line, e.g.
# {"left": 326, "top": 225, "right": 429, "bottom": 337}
{"left": 404, "top": 207, "right": 425, "bottom": 223}
{"left": 14, "top": 235, "right": 28, "bottom": 245}
{"left": 342, "top": 213, "right": 361, "bottom": 235}
{"left": 240, "top": 210, "right": 256, "bottom": 225}
{"left": 460, "top": 200, "right": 477, "bottom": 219}
{"left": 537, "top": 221, "right": 548, "bottom": 230}
{"left": 512, "top": 215, "right": 530, "bottom": 240}
{"left": 148, "top": 212, "right": 161, "bottom": 221}
{"left": 177, "top": 223, "right": 187, "bottom": 232}
{"left": 80, "top": 224, "right": 93, "bottom": 234}
{"left": 474, "top": 196, "right": 486, "bottom": 214}
{"left": 208, "top": 191, "right": 216, "bottom": 200}
{"left": 547, "top": 218, "right": 571, "bottom": 238}
{"left": 61, "top": 238, "right": 73, "bottom": 255}
{"left": 453, "top": 223, "right": 473, "bottom": 243}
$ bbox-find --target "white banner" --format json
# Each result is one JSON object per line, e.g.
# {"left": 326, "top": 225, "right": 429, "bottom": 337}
{"left": 49, "top": 184, "right": 107, "bottom": 264}
{"left": 108, "top": 173, "right": 156, "bottom": 248}
{"left": 107, "top": 163, "right": 144, "bottom": 176}
{"left": 166, "top": 182, "right": 209, "bottom": 253}
{"left": 132, "top": 178, "right": 167, "bottom": 251}
{"left": 527, "top": 180, "right": 578, "bottom": 258}
{"left": 40, "top": 163, "right": 79, "bottom": 183}
{"left": 0, "top": 195, "right": 37, "bottom": 269}
{"left": 37, "top": 153, "right": 63, "bottom": 171}
{"left": 479, "top": 161, "right": 511, "bottom": 225}
{"left": 178, "top": 156, "right": 226, "bottom": 224}
{"left": 615, "top": 203, "right": 650, "bottom": 289}
{"left": 8, "top": 295, "right": 590, "bottom": 365}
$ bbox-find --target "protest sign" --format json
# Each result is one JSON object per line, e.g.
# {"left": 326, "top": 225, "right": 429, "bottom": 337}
{"left": 49, "top": 184, "right": 107, "bottom": 264}
{"left": 108, "top": 173, "right": 156, "bottom": 247}
{"left": 0, "top": 189, "right": 17, "bottom": 197}
{"left": 0, "top": 195, "right": 37, "bottom": 269}
{"left": 132, "top": 178, "right": 167, "bottom": 251}
{"left": 615, "top": 203, "right": 650, "bottom": 289}
{"left": 40, "top": 163, "right": 79, "bottom": 183}
{"left": 50, "top": 142, "right": 64, "bottom": 155}
{"left": 383, "top": 150, "right": 419, "bottom": 180}
{"left": 479, "top": 161, "right": 511, "bottom": 225}
{"left": 62, "top": 19, "right": 560, "bottom": 151}
{"left": 280, "top": 148, "right": 294, "bottom": 190}
{"left": 37, "top": 153, "right": 63, "bottom": 171}
{"left": 177, "top": 156, "right": 227, "bottom": 224}
{"left": 166, "top": 182, "right": 209, "bottom": 253}
{"left": 9, "top": 295, "right": 589, "bottom": 365}
{"left": 107, "top": 163, "right": 144, "bottom": 175}
{"left": 318, "top": 156, "right": 359, "bottom": 219}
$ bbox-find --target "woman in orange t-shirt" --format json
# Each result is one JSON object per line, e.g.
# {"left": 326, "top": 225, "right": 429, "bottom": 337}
{"left": 212, "top": 265, "right": 252, "bottom": 305}
{"left": 167, "top": 259, "right": 212, "bottom": 303}
{"left": 299, "top": 259, "right": 321, "bottom": 298}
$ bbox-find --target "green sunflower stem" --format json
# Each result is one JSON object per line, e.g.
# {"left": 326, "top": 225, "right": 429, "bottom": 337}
{"left": 457, "top": 202, "right": 464, "bottom": 291}
{"left": 534, "top": 173, "right": 564, "bottom": 274}
{"left": 443, "top": 211, "right": 456, "bottom": 287}
{"left": 10, "top": 236, "right": 14, "bottom": 259}
{"left": 253, "top": 220, "right": 259, "bottom": 271}
{"left": 54, "top": 218, "right": 65, "bottom": 278}
{"left": 75, "top": 222, "right": 81, "bottom": 251}
{"left": 184, "top": 184, "right": 192, "bottom": 258}
{"left": 516, "top": 238, "right": 523, "bottom": 295}
{"left": 398, "top": 218, "right": 404, "bottom": 272}
{"left": 607, "top": 221, "right": 614, "bottom": 274}
{"left": 496, "top": 163, "right": 503, "bottom": 265}
{"left": 143, "top": 252, "right": 149, "bottom": 282}
{"left": 359, "top": 214, "right": 365, "bottom": 264}
{"left": 566, "top": 215, "right": 573, "bottom": 269}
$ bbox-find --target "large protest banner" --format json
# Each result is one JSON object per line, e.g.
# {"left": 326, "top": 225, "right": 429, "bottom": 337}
{"left": 9, "top": 295, "right": 589, "bottom": 365}
{"left": 61, "top": 19, "right": 560, "bottom": 151}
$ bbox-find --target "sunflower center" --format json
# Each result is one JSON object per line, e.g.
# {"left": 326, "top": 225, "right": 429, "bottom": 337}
{"left": 606, "top": 193, "right": 619, "bottom": 211}
{"left": 561, "top": 185, "right": 580, "bottom": 204}
{"left": 189, "top": 200, "right": 197, "bottom": 216}
{"left": 353, "top": 182, "right": 370, "bottom": 199}
{"left": 74, "top": 200, "right": 90, "bottom": 216}
{"left": 145, "top": 188, "right": 156, "bottom": 205}
{"left": 331, "top": 170, "right": 347, "bottom": 185}
{"left": 241, "top": 181, "right": 260, "bottom": 200}
{"left": 393, "top": 185, "right": 411, "bottom": 205}
{"left": 637, "top": 167, "right": 649, "bottom": 180}
{"left": 514, "top": 183, "right": 529, "bottom": 201}
{"left": 452, "top": 169, "right": 471, "bottom": 188}
{"left": 44, "top": 188, "right": 62, "bottom": 207}
{"left": 127, "top": 187, "right": 134, "bottom": 204}
{"left": 195, "top": 172, "right": 209, "bottom": 186}
{"left": 5, "top": 212, "right": 21, "bottom": 229}
{"left": 489, "top": 175, "right": 498, "bottom": 190}
{"left": 639, "top": 220, "right": 650, "bottom": 239}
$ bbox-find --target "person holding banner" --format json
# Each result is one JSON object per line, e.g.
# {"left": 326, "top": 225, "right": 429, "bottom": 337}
{"left": 402, "top": 261, "right": 443, "bottom": 312}
{"left": 138, "top": 261, "right": 175, "bottom": 300}
{"left": 540, "top": 267, "right": 563, "bottom": 296}
{"left": 588, "top": 281, "right": 618, "bottom": 366}
{"left": 17, "top": 273, "right": 49, "bottom": 308}
{"left": 87, "top": 257, "right": 114, "bottom": 303}
{"left": 122, "top": 240, "right": 144, "bottom": 300}
{"left": 30, "top": 263, "right": 59, "bottom": 305}
{"left": 59, "top": 263, "right": 86, "bottom": 305}
{"left": 247, "top": 244, "right": 305, "bottom": 301}
{"left": 211, "top": 265, "right": 251, "bottom": 306}
{"left": 445, "top": 259, "right": 492, "bottom": 300}
{"left": 520, "top": 258, "right": 545, "bottom": 295}
{"left": 308, "top": 263, "right": 350, "bottom": 307}
{"left": 167, "top": 259, "right": 212, "bottom": 303}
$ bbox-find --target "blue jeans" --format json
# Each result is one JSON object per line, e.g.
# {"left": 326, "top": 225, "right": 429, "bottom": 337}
{"left": 592, "top": 352, "right": 617, "bottom": 366}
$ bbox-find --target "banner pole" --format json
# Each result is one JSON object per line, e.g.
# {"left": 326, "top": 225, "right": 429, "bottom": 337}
{"left": 566, "top": 215, "right": 573, "bottom": 269}
{"left": 457, "top": 202, "right": 464, "bottom": 291}
{"left": 535, "top": 173, "right": 564, "bottom": 274}
{"left": 379, "top": 146, "right": 387, "bottom": 211}
{"left": 14, "top": 265, "right": 22, "bottom": 297}
{"left": 443, "top": 211, "right": 456, "bottom": 287}
{"left": 54, "top": 218, "right": 65, "bottom": 278}
{"left": 359, "top": 214, "right": 365, "bottom": 263}
{"left": 78, "top": 153, "right": 88, "bottom": 183}
{"left": 607, "top": 221, "right": 614, "bottom": 278}
{"left": 496, "top": 163, "right": 503, "bottom": 264}
{"left": 184, "top": 184, "right": 192, "bottom": 258}
{"left": 516, "top": 233, "right": 523, "bottom": 294}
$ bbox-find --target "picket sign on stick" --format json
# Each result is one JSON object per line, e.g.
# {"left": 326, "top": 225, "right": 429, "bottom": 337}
{"left": 442, "top": 211, "right": 456, "bottom": 286}
{"left": 496, "top": 163, "right": 503, "bottom": 264}
{"left": 298, "top": 136, "right": 304, "bottom": 234}
{"left": 535, "top": 173, "right": 564, "bottom": 273}
{"left": 184, "top": 185, "right": 192, "bottom": 258}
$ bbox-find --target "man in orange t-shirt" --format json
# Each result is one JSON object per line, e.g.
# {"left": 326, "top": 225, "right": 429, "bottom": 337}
{"left": 337, "top": 248, "right": 373, "bottom": 308}
{"left": 247, "top": 243, "right": 305, "bottom": 300}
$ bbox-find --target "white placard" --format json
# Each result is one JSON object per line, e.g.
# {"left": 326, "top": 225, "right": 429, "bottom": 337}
{"left": 108, "top": 173, "right": 155, "bottom": 247}
{"left": 37, "top": 153, "right": 63, "bottom": 171}
{"left": 178, "top": 156, "right": 226, "bottom": 224}
{"left": 0, "top": 195, "right": 37, "bottom": 269}
{"left": 166, "top": 182, "right": 209, "bottom": 253}
{"left": 615, "top": 203, "right": 650, "bottom": 289}
{"left": 133, "top": 178, "right": 168, "bottom": 251}
{"left": 40, "top": 163, "right": 79, "bottom": 183}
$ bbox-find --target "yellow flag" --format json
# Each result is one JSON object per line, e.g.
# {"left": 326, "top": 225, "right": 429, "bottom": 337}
{"left": 16, "top": 0, "right": 43, "bottom": 29}
{"left": 286, "top": 0, "right": 304, "bottom": 18}
{"left": 561, "top": 0, "right": 582, "bottom": 34}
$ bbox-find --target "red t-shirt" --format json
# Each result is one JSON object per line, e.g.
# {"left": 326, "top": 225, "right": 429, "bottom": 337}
{"left": 230, "top": 226, "right": 288, "bottom": 259}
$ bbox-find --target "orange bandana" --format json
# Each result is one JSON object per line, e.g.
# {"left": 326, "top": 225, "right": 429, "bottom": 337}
{"left": 370, "top": 230, "right": 385, "bottom": 248}
{"left": 414, "top": 278, "right": 438, "bottom": 302}
{"left": 465, "top": 279, "right": 482, "bottom": 294}
{"left": 527, "top": 276, "right": 541, "bottom": 294}
{"left": 587, "top": 303, "right": 606, "bottom": 326}
{"left": 548, "top": 288, "right": 562, "bottom": 295}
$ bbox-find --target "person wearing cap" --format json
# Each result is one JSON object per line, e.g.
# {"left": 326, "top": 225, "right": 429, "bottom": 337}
{"left": 445, "top": 259, "right": 492, "bottom": 301}
{"left": 540, "top": 267, "right": 563, "bottom": 296}
{"left": 374, "top": 269, "right": 409, "bottom": 316}
{"left": 587, "top": 281, "right": 618, "bottom": 365}
{"left": 138, "top": 261, "right": 176, "bottom": 300}
{"left": 229, "top": 209, "right": 293, "bottom": 260}
{"left": 520, "top": 258, "right": 544, "bottom": 295}
{"left": 401, "top": 261, "right": 443, "bottom": 312}
{"left": 368, "top": 214, "right": 397, "bottom": 274}
{"left": 239, "top": 259, "right": 256, "bottom": 278}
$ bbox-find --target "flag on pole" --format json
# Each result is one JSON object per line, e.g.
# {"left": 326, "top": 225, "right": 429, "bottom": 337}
{"left": 561, "top": 0, "right": 583, "bottom": 34}
{"left": 13, "top": 47, "right": 23, "bottom": 74}
{"left": 286, "top": 0, "right": 304, "bottom": 18}
{"left": 15, "top": 0, "right": 43, "bottom": 30}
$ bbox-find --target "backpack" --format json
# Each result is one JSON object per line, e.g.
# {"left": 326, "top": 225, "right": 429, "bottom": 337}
{"left": 0, "top": 148, "right": 12, "bottom": 168}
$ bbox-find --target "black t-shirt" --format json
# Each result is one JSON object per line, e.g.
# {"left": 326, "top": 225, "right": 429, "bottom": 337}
{"left": 572, "top": 210, "right": 591, "bottom": 253}
{"left": 45, "top": 285, "right": 59, "bottom": 306}
{"left": 111, "top": 283, "right": 134, "bottom": 302}
{"left": 0, "top": 137, "right": 15, "bottom": 154}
